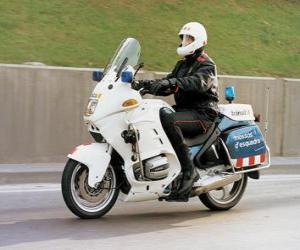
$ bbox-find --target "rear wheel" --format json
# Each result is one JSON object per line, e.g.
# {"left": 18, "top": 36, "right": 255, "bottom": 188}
{"left": 61, "top": 159, "right": 119, "bottom": 219}
{"left": 199, "top": 174, "right": 248, "bottom": 210}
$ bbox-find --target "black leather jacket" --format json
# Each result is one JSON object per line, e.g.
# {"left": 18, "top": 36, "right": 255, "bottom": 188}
{"left": 164, "top": 49, "right": 219, "bottom": 121}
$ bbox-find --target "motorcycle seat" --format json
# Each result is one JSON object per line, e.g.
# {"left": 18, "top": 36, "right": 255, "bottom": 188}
{"left": 185, "top": 123, "right": 216, "bottom": 147}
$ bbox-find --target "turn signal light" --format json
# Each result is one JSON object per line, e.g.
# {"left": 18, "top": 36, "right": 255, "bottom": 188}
{"left": 122, "top": 99, "right": 138, "bottom": 107}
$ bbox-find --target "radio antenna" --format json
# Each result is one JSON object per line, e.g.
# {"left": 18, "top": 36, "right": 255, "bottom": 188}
{"left": 264, "top": 86, "right": 270, "bottom": 143}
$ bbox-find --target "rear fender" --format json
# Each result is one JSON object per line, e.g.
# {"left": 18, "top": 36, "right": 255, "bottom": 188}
{"left": 68, "top": 143, "right": 111, "bottom": 188}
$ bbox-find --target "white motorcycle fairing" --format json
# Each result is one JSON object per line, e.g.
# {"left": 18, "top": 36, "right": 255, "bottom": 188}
{"left": 94, "top": 99, "right": 182, "bottom": 202}
{"left": 65, "top": 38, "right": 183, "bottom": 202}
{"left": 68, "top": 143, "right": 111, "bottom": 188}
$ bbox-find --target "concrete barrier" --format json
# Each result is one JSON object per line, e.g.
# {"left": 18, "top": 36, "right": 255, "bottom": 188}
{"left": 282, "top": 78, "right": 300, "bottom": 156}
{"left": 0, "top": 64, "right": 95, "bottom": 163}
{"left": 0, "top": 64, "right": 299, "bottom": 163}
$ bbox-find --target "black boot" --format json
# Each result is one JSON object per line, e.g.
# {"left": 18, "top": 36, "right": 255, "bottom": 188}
{"left": 175, "top": 142, "right": 200, "bottom": 198}
{"left": 177, "top": 167, "right": 200, "bottom": 198}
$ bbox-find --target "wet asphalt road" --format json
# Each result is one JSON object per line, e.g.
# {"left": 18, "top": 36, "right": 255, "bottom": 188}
{"left": 0, "top": 172, "right": 300, "bottom": 250}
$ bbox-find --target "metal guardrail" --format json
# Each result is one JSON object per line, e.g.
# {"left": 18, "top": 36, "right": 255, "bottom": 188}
{"left": 231, "top": 146, "right": 271, "bottom": 174}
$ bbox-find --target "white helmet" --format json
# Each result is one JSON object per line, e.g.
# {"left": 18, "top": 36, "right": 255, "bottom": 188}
{"left": 176, "top": 22, "right": 208, "bottom": 57}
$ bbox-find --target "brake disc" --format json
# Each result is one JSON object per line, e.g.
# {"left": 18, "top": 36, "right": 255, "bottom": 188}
{"left": 77, "top": 169, "right": 111, "bottom": 203}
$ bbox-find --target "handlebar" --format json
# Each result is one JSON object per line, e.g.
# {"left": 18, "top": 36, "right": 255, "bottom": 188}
{"left": 133, "top": 62, "right": 144, "bottom": 79}
{"left": 138, "top": 88, "right": 150, "bottom": 96}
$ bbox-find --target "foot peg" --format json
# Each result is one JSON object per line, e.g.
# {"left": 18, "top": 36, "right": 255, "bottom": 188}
{"left": 159, "top": 195, "right": 189, "bottom": 202}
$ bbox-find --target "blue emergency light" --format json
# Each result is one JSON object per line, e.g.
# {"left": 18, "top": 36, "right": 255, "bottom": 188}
{"left": 225, "top": 86, "right": 235, "bottom": 103}
{"left": 121, "top": 71, "right": 133, "bottom": 83}
{"left": 92, "top": 70, "right": 103, "bottom": 82}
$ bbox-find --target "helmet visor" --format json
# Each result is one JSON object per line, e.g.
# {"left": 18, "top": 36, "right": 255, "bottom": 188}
{"left": 179, "top": 34, "right": 194, "bottom": 47}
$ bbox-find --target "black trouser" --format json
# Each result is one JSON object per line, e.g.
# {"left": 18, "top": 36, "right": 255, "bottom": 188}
{"left": 160, "top": 108, "right": 212, "bottom": 173}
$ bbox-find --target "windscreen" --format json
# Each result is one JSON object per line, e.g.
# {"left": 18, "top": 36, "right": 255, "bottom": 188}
{"left": 103, "top": 38, "right": 141, "bottom": 78}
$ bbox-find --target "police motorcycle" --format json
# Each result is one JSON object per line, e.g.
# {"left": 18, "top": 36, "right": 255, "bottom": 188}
{"left": 61, "top": 38, "right": 271, "bottom": 219}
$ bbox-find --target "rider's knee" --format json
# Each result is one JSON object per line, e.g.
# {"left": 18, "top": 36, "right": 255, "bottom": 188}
{"left": 159, "top": 107, "right": 175, "bottom": 129}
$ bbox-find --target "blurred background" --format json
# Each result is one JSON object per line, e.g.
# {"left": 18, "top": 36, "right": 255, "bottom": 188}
{"left": 0, "top": 0, "right": 299, "bottom": 76}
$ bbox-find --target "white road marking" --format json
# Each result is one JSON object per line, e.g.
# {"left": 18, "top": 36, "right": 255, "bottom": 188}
{"left": 0, "top": 183, "right": 61, "bottom": 193}
{"left": 259, "top": 174, "right": 300, "bottom": 182}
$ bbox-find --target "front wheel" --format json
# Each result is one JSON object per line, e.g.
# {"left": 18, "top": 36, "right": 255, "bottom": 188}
{"left": 61, "top": 159, "right": 119, "bottom": 219}
{"left": 199, "top": 174, "right": 248, "bottom": 210}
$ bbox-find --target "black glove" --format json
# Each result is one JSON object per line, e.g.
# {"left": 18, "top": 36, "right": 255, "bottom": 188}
{"left": 131, "top": 80, "right": 153, "bottom": 91}
{"left": 131, "top": 80, "right": 143, "bottom": 91}
{"left": 149, "top": 79, "right": 177, "bottom": 95}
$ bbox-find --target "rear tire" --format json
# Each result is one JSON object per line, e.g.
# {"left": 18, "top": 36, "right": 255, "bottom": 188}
{"left": 61, "top": 159, "right": 119, "bottom": 219}
{"left": 199, "top": 174, "right": 248, "bottom": 210}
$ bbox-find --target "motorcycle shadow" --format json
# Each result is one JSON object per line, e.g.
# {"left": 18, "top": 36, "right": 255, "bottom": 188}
{"left": 0, "top": 202, "right": 217, "bottom": 247}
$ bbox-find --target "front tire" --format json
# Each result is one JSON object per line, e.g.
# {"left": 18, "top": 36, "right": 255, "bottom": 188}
{"left": 61, "top": 159, "right": 119, "bottom": 219}
{"left": 199, "top": 174, "right": 248, "bottom": 210}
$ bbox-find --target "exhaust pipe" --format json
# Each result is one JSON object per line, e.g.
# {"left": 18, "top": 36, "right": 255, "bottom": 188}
{"left": 191, "top": 173, "right": 242, "bottom": 196}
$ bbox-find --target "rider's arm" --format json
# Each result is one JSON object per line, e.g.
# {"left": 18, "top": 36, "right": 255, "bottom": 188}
{"left": 162, "top": 61, "right": 182, "bottom": 80}
{"left": 146, "top": 61, "right": 182, "bottom": 96}
{"left": 168, "top": 61, "right": 217, "bottom": 93}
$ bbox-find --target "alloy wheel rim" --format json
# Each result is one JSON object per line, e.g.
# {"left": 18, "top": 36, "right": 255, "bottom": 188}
{"left": 70, "top": 163, "right": 116, "bottom": 213}
{"left": 207, "top": 175, "right": 245, "bottom": 205}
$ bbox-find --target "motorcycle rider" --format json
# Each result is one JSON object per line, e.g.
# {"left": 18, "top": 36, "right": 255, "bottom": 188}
{"left": 132, "top": 22, "right": 219, "bottom": 200}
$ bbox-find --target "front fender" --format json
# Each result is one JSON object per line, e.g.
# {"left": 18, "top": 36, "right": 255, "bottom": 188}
{"left": 67, "top": 143, "right": 111, "bottom": 188}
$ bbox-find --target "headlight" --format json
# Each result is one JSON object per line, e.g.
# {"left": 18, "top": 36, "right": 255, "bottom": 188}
{"left": 85, "top": 93, "right": 102, "bottom": 116}
{"left": 85, "top": 99, "right": 98, "bottom": 116}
